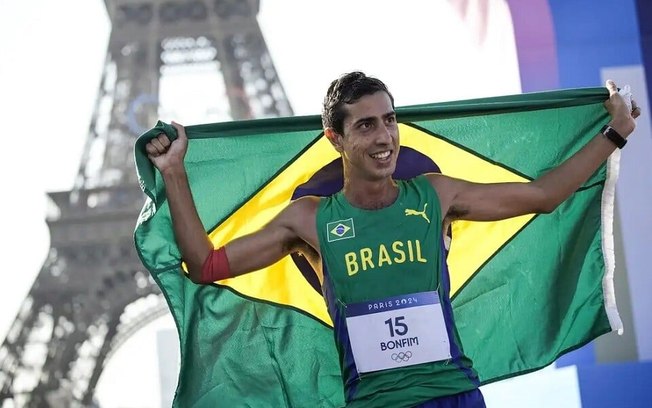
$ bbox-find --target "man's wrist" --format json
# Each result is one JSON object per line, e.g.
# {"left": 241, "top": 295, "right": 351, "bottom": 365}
{"left": 607, "top": 117, "right": 635, "bottom": 139}
{"left": 160, "top": 163, "right": 188, "bottom": 180}
{"left": 600, "top": 125, "right": 627, "bottom": 149}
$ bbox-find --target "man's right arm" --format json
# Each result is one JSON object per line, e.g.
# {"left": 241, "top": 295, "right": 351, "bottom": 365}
{"left": 146, "top": 122, "right": 308, "bottom": 283}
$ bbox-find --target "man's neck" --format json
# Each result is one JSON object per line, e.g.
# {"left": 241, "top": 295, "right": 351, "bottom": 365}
{"left": 343, "top": 177, "right": 398, "bottom": 210}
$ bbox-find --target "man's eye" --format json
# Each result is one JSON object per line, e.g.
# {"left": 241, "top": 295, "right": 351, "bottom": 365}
{"left": 360, "top": 122, "right": 372, "bottom": 129}
{"left": 387, "top": 116, "right": 396, "bottom": 124}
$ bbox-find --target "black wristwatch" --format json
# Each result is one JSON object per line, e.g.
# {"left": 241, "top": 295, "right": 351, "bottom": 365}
{"left": 600, "top": 125, "right": 627, "bottom": 149}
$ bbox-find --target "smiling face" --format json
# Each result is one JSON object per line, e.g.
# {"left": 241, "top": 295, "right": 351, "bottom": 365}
{"left": 326, "top": 91, "right": 399, "bottom": 182}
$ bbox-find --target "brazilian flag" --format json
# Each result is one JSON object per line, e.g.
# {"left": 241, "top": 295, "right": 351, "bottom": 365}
{"left": 134, "top": 88, "right": 622, "bottom": 407}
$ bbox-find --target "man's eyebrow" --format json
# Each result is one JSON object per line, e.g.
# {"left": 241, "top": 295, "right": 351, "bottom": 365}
{"left": 351, "top": 111, "right": 396, "bottom": 127}
{"left": 351, "top": 116, "right": 376, "bottom": 127}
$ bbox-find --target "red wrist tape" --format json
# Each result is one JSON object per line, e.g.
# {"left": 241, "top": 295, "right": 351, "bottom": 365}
{"left": 199, "top": 246, "right": 232, "bottom": 284}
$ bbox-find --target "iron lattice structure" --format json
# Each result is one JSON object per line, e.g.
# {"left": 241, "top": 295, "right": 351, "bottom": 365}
{"left": 0, "top": 0, "right": 292, "bottom": 406}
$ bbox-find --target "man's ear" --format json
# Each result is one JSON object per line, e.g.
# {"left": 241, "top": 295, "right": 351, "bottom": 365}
{"left": 324, "top": 127, "right": 344, "bottom": 153}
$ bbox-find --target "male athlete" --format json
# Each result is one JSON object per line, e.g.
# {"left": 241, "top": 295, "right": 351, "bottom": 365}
{"left": 145, "top": 72, "right": 640, "bottom": 407}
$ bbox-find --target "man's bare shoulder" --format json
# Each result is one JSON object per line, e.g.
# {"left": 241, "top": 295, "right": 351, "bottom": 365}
{"left": 281, "top": 196, "right": 321, "bottom": 248}
{"left": 271, "top": 195, "right": 321, "bottom": 228}
{"left": 424, "top": 172, "right": 452, "bottom": 190}
{"left": 286, "top": 195, "right": 321, "bottom": 219}
{"left": 423, "top": 172, "right": 459, "bottom": 219}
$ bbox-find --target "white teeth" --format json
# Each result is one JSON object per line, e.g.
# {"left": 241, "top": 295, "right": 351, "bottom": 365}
{"left": 371, "top": 151, "right": 390, "bottom": 159}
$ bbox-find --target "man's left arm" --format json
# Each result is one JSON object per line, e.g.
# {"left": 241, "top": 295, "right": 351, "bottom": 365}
{"left": 431, "top": 80, "right": 641, "bottom": 222}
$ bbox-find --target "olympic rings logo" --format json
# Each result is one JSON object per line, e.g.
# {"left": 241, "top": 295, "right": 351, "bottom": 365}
{"left": 391, "top": 351, "right": 412, "bottom": 362}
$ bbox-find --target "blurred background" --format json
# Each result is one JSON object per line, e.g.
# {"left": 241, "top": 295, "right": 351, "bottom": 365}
{"left": 0, "top": 0, "right": 649, "bottom": 407}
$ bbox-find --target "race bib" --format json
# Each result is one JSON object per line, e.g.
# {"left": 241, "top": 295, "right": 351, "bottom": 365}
{"left": 345, "top": 291, "right": 451, "bottom": 373}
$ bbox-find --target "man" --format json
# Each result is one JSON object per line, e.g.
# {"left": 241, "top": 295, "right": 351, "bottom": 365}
{"left": 145, "top": 72, "right": 640, "bottom": 407}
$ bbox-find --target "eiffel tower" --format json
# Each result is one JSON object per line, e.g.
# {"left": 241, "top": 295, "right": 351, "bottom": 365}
{"left": 0, "top": 1, "right": 292, "bottom": 406}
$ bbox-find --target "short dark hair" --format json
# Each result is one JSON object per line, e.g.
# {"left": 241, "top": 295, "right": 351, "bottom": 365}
{"left": 321, "top": 71, "right": 395, "bottom": 135}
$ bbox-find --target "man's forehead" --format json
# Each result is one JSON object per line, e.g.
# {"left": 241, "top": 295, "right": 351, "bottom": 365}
{"left": 343, "top": 91, "right": 394, "bottom": 121}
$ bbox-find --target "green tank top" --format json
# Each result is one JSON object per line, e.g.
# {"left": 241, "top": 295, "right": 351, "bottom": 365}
{"left": 316, "top": 176, "right": 479, "bottom": 407}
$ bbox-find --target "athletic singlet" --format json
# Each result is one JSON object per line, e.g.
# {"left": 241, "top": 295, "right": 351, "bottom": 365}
{"left": 316, "top": 176, "right": 479, "bottom": 408}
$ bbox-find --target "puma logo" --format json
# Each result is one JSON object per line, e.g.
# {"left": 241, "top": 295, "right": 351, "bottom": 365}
{"left": 404, "top": 203, "right": 430, "bottom": 224}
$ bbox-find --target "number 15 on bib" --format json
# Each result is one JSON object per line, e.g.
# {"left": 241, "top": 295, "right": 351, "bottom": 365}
{"left": 345, "top": 291, "right": 451, "bottom": 373}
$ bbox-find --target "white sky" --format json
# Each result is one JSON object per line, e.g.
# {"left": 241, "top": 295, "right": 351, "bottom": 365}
{"left": 0, "top": 1, "right": 582, "bottom": 407}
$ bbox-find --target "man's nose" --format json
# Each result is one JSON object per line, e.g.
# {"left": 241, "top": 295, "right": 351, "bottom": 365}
{"left": 377, "top": 124, "right": 393, "bottom": 143}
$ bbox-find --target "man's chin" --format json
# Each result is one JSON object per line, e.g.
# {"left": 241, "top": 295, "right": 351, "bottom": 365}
{"left": 371, "top": 165, "right": 396, "bottom": 180}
